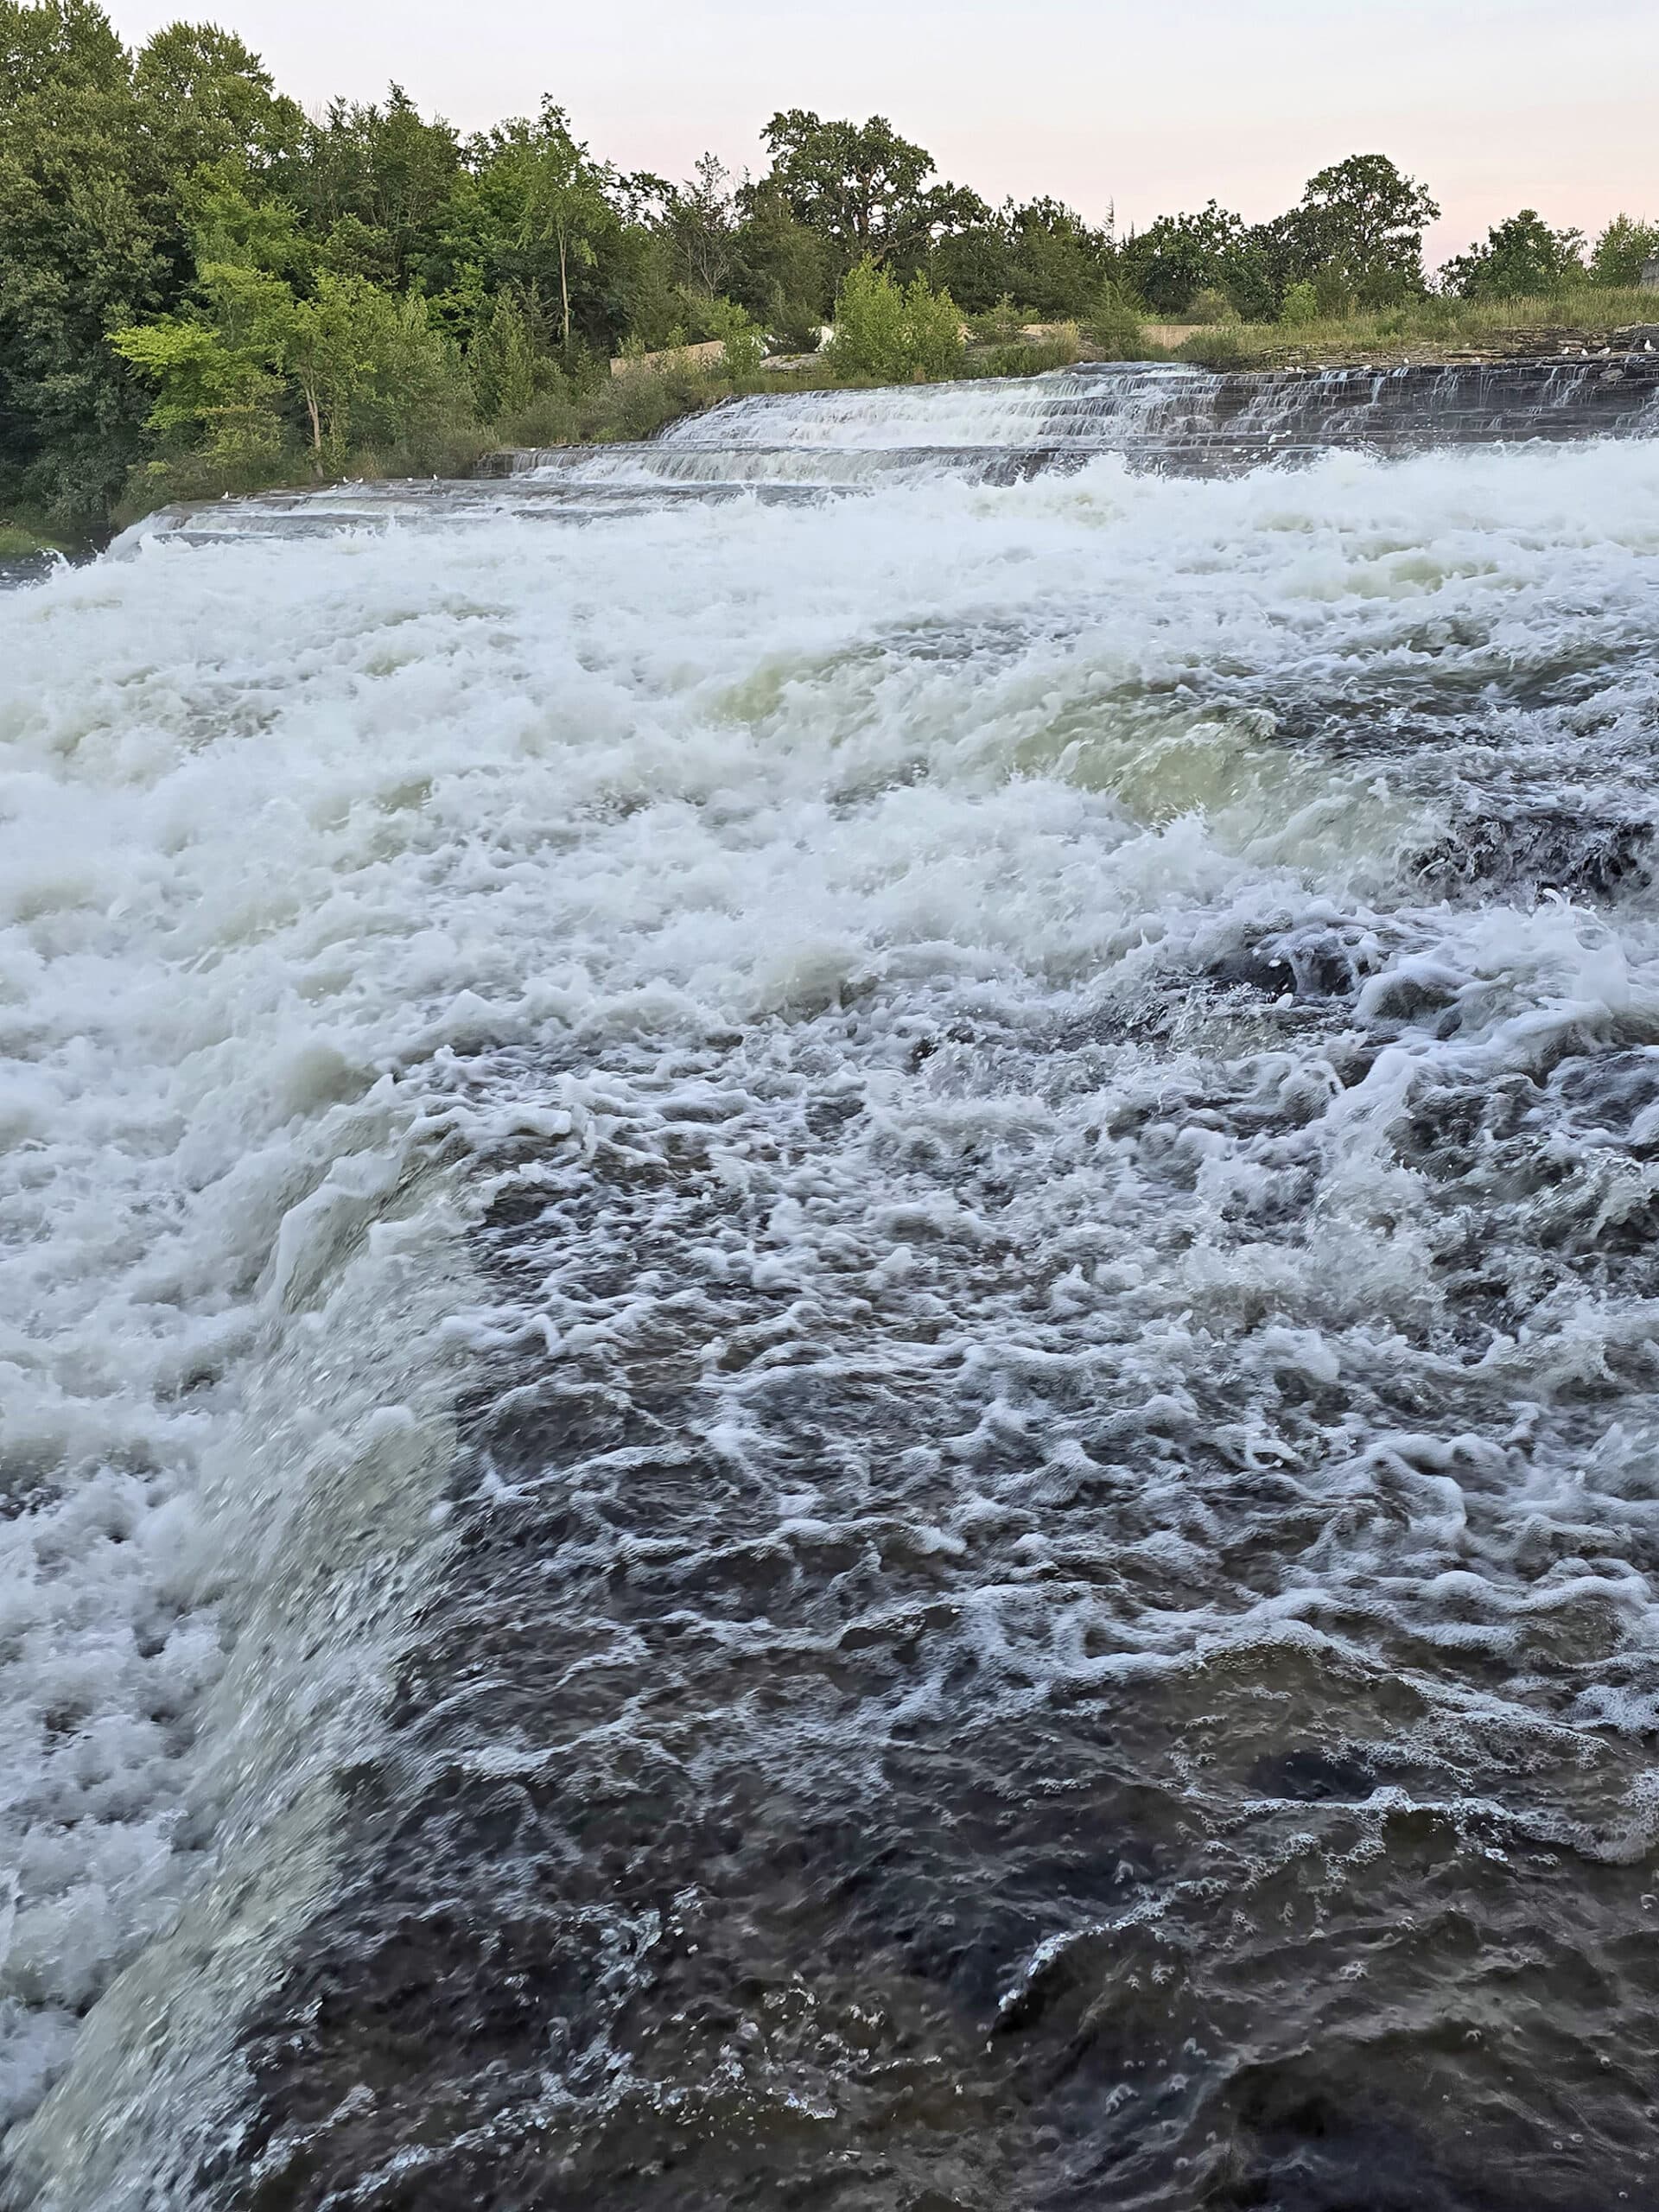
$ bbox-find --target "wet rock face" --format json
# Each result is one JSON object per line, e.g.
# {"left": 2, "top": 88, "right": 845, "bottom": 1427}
{"left": 1414, "top": 809, "right": 1655, "bottom": 900}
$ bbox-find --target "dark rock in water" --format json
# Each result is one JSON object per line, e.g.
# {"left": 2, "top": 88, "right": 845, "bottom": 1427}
{"left": 1415, "top": 809, "right": 1653, "bottom": 899}
{"left": 1208, "top": 930, "right": 1368, "bottom": 1001}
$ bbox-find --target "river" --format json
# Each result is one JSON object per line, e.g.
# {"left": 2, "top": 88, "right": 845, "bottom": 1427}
{"left": 3, "top": 363, "right": 1659, "bottom": 2208}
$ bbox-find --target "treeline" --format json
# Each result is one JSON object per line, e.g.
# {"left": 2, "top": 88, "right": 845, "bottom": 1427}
{"left": 3, "top": 0, "right": 1655, "bottom": 531}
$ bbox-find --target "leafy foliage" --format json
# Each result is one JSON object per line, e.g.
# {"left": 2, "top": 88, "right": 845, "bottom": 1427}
{"left": 825, "top": 258, "right": 962, "bottom": 382}
{"left": 1287, "top": 154, "right": 1440, "bottom": 304}
{"left": 1079, "top": 296, "right": 1147, "bottom": 362}
{"left": 1121, "top": 203, "right": 1260, "bottom": 317}
{"left": 754, "top": 111, "right": 988, "bottom": 276}
{"left": 1588, "top": 215, "right": 1659, "bottom": 289}
{"left": 1441, "top": 209, "right": 1586, "bottom": 299}
{"left": 702, "top": 296, "right": 766, "bottom": 378}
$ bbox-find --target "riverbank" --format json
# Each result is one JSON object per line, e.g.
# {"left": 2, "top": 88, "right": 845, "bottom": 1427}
{"left": 0, "top": 524, "right": 74, "bottom": 559}
{"left": 1155, "top": 287, "right": 1658, "bottom": 370}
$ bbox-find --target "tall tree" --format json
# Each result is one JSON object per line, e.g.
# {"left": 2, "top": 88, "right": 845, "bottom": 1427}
{"left": 0, "top": 0, "right": 162, "bottom": 518}
{"left": 753, "top": 111, "right": 988, "bottom": 276}
{"left": 292, "top": 86, "right": 461, "bottom": 291}
{"left": 462, "top": 99, "right": 617, "bottom": 349}
{"left": 1283, "top": 154, "right": 1440, "bottom": 303}
{"left": 133, "top": 21, "right": 302, "bottom": 177}
{"left": 658, "top": 152, "right": 738, "bottom": 299}
{"left": 1003, "top": 197, "right": 1116, "bottom": 317}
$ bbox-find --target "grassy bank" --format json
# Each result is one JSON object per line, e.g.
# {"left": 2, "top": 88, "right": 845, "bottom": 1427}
{"left": 0, "top": 523, "right": 77, "bottom": 559}
{"left": 1164, "top": 288, "right": 1657, "bottom": 369}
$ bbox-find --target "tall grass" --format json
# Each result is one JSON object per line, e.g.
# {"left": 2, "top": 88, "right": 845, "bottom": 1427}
{"left": 1173, "top": 288, "right": 1657, "bottom": 369}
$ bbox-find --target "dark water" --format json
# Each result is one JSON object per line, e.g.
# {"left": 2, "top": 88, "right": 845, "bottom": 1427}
{"left": 4, "top": 367, "right": 1659, "bottom": 2209}
{"left": 0, "top": 554, "right": 64, "bottom": 593}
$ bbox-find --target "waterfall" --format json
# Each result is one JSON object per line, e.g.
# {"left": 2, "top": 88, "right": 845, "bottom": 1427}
{"left": 109, "top": 357, "right": 1659, "bottom": 554}
{"left": 8, "top": 379, "right": 1659, "bottom": 2211}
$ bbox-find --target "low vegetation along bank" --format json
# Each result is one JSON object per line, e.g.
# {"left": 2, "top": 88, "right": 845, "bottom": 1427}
{"left": 3, "top": 0, "right": 1656, "bottom": 541}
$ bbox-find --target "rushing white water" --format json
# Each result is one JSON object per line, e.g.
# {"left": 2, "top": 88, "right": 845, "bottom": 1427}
{"left": 4, "top": 426, "right": 1659, "bottom": 2204}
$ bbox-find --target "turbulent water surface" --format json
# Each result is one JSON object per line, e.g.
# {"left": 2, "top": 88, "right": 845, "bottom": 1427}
{"left": 4, "top": 366, "right": 1659, "bottom": 2209}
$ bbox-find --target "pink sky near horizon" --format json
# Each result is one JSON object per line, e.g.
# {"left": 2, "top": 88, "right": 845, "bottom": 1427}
{"left": 105, "top": 0, "right": 1656, "bottom": 264}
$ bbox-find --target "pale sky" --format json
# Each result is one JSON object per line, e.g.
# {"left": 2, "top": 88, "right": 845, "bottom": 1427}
{"left": 105, "top": 0, "right": 1656, "bottom": 262}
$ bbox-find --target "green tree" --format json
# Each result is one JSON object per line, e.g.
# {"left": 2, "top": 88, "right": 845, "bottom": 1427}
{"left": 175, "top": 158, "right": 311, "bottom": 280}
{"left": 1284, "top": 154, "right": 1440, "bottom": 303}
{"left": 1588, "top": 213, "right": 1659, "bottom": 289}
{"left": 928, "top": 223, "right": 1015, "bottom": 314}
{"left": 1004, "top": 196, "right": 1116, "bottom": 317}
{"left": 1121, "top": 202, "right": 1268, "bottom": 316}
{"left": 0, "top": 0, "right": 164, "bottom": 518}
{"left": 115, "top": 262, "right": 463, "bottom": 467}
{"left": 508, "top": 99, "right": 614, "bottom": 347}
{"left": 728, "top": 174, "right": 832, "bottom": 334}
{"left": 0, "top": 0, "right": 308, "bottom": 521}
{"left": 133, "top": 21, "right": 303, "bottom": 179}
{"left": 466, "top": 285, "right": 538, "bottom": 421}
{"left": 1, "top": 0, "right": 124, "bottom": 104}
{"left": 291, "top": 85, "right": 461, "bottom": 293}
{"left": 658, "top": 153, "right": 739, "bottom": 298}
{"left": 754, "top": 111, "right": 988, "bottom": 276}
{"left": 1080, "top": 293, "right": 1146, "bottom": 360}
{"left": 275, "top": 272, "right": 460, "bottom": 457}
{"left": 1441, "top": 210, "right": 1586, "bottom": 299}
{"left": 108, "top": 291, "right": 283, "bottom": 473}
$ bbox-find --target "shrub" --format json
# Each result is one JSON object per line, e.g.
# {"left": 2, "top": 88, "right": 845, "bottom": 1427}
{"left": 973, "top": 330, "right": 1082, "bottom": 378}
{"left": 498, "top": 385, "right": 581, "bottom": 447}
{"left": 1185, "top": 285, "right": 1236, "bottom": 324}
{"left": 703, "top": 296, "right": 766, "bottom": 379}
{"left": 904, "top": 274, "right": 966, "bottom": 378}
{"left": 1279, "top": 281, "right": 1319, "bottom": 327}
{"left": 1082, "top": 296, "right": 1152, "bottom": 360}
{"left": 967, "top": 295, "right": 1027, "bottom": 344}
{"left": 1176, "top": 327, "right": 1251, "bottom": 371}
{"left": 827, "top": 259, "right": 963, "bottom": 382}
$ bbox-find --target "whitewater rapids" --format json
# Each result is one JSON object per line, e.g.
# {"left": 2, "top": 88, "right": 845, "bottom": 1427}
{"left": 3, "top": 418, "right": 1659, "bottom": 2208}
